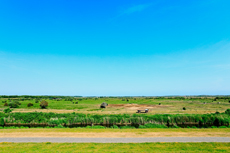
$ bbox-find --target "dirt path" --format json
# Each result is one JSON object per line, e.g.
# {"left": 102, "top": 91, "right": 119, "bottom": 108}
{"left": 0, "top": 132, "right": 229, "bottom": 138}
{"left": 0, "top": 137, "right": 229, "bottom": 143}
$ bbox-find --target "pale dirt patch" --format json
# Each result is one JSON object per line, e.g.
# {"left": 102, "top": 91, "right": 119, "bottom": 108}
{"left": 0, "top": 132, "right": 228, "bottom": 138}
{"left": 107, "top": 104, "right": 170, "bottom": 110}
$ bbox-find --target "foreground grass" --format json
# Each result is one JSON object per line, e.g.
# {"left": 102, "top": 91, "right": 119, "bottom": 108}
{"left": 0, "top": 142, "right": 229, "bottom": 153}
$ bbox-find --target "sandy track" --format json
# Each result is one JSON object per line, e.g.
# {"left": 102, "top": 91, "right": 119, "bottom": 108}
{"left": 0, "top": 137, "right": 229, "bottom": 143}
{"left": 0, "top": 132, "right": 229, "bottom": 138}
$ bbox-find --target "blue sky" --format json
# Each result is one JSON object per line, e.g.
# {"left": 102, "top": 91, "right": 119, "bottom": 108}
{"left": 0, "top": 0, "right": 230, "bottom": 96}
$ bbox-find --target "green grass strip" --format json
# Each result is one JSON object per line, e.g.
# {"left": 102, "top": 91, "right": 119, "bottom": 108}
{"left": 0, "top": 142, "right": 229, "bottom": 153}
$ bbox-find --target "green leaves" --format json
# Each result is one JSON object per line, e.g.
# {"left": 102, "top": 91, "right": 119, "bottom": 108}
{"left": 3, "top": 108, "right": 12, "bottom": 113}
{"left": 0, "top": 110, "right": 229, "bottom": 128}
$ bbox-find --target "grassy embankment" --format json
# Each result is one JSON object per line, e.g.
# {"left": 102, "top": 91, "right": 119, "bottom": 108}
{"left": 1, "top": 111, "right": 230, "bottom": 128}
{"left": 0, "top": 128, "right": 229, "bottom": 137}
{"left": 1, "top": 97, "right": 229, "bottom": 114}
{"left": 0, "top": 143, "right": 229, "bottom": 153}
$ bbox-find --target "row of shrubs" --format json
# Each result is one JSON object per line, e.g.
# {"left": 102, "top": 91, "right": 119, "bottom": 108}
{"left": 0, "top": 109, "right": 229, "bottom": 127}
{"left": 2, "top": 100, "right": 48, "bottom": 109}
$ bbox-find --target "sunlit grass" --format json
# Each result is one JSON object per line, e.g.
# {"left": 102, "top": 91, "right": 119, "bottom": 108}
{"left": 0, "top": 142, "right": 229, "bottom": 153}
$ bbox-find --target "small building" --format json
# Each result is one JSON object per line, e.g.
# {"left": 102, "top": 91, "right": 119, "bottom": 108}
{"left": 100, "top": 102, "right": 108, "bottom": 108}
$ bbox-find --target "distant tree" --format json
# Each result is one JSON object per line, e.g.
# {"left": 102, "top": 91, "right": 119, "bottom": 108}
{"left": 40, "top": 100, "right": 48, "bottom": 109}
{"left": 27, "top": 103, "right": 33, "bottom": 107}
{"left": 183, "top": 107, "right": 186, "bottom": 110}
{"left": 14, "top": 101, "right": 21, "bottom": 105}
{"left": 35, "top": 99, "right": 39, "bottom": 103}
{"left": 8, "top": 102, "right": 19, "bottom": 108}
{"left": 3, "top": 102, "right": 8, "bottom": 106}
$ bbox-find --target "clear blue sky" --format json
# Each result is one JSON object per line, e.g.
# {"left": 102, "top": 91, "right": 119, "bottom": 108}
{"left": 0, "top": 0, "right": 230, "bottom": 96}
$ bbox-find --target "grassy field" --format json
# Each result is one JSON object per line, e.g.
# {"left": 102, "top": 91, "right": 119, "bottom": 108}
{"left": 1, "top": 97, "right": 230, "bottom": 114}
{"left": 0, "top": 142, "right": 229, "bottom": 153}
{"left": 0, "top": 128, "right": 229, "bottom": 137}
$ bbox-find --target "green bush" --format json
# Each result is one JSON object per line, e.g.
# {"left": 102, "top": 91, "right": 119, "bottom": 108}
{"left": 54, "top": 125, "right": 65, "bottom": 128}
{"left": 120, "top": 126, "right": 135, "bottom": 129}
{"left": 138, "top": 125, "right": 146, "bottom": 128}
{"left": 15, "top": 101, "right": 21, "bottom": 105}
{"left": 183, "top": 107, "right": 186, "bottom": 110}
{"left": 143, "top": 123, "right": 167, "bottom": 128}
{"left": 0, "top": 117, "right": 4, "bottom": 126}
{"left": 219, "top": 126, "right": 227, "bottom": 128}
{"left": 8, "top": 102, "right": 19, "bottom": 108}
{"left": 40, "top": 100, "right": 48, "bottom": 109}
{"left": 171, "top": 125, "right": 181, "bottom": 128}
{"left": 27, "top": 103, "right": 33, "bottom": 107}
{"left": 225, "top": 109, "right": 230, "bottom": 115}
{"left": 111, "top": 125, "right": 119, "bottom": 129}
{"left": 91, "top": 125, "right": 106, "bottom": 129}
{"left": 3, "top": 108, "right": 12, "bottom": 113}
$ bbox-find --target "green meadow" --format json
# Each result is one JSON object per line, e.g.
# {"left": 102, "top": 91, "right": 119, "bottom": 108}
{"left": 0, "top": 96, "right": 230, "bottom": 114}
{"left": 0, "top": 142, "right": 229, "bottom": 153}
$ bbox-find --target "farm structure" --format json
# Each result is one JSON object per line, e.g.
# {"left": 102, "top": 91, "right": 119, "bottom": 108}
{"left": 137, "top": 109, "right": 149, "bottom": 113}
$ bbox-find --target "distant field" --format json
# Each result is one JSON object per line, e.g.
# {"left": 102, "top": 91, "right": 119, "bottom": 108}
{"left": 0, "top": 142, "right": 229, "bottom": 153}
{"left": 0, "top": 97, "right": 229, "bottom": 114}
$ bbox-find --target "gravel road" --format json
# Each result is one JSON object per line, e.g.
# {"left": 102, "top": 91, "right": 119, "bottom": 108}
{"left": 0, "top": 137, "right": 229, "bottom": 143}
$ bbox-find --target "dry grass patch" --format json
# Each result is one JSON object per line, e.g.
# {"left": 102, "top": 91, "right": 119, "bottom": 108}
{"left": 0, "top": 128, "right": 229, "bottom": 138}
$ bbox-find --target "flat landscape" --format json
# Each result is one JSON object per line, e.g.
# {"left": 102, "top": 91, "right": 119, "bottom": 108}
{"left": 1, "top": 96, "right": 229, "bottom": 114}
{"left": 0, "top": 96, "right": 229, "bottom": 152}
{"left": 1, "top": 0, "right": 230, "bottom": 152}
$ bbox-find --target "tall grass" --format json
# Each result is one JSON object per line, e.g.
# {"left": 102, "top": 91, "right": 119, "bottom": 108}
{"left": 0, "top": 111, "right": 229, "bottom": 128}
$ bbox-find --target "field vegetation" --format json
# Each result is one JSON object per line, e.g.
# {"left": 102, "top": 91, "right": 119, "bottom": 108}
{"left": 0, "top": 142, "right": 229, "bottom": 153}
{"left": 0, "top": 110, "right": 230, "bottom": 128}
{"left": 0, "top": 95, "right": 230, "bottom": 114}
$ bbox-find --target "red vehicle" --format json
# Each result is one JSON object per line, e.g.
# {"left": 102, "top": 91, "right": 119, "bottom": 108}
{"left": 137, "top": 109, "right": 149, "bottom": 113}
